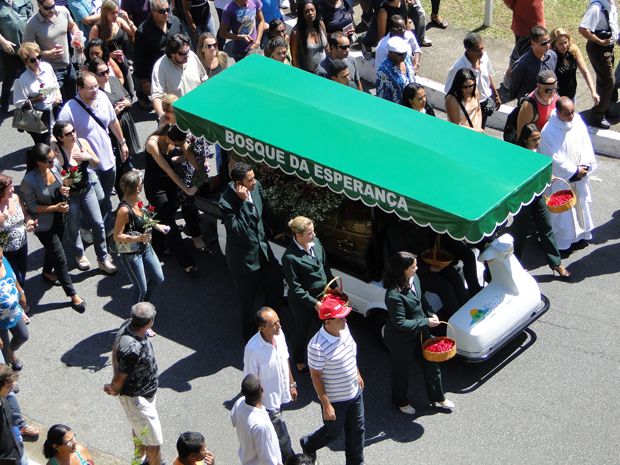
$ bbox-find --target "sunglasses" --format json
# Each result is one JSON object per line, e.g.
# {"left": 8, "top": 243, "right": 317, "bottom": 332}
{"left": 538, "top": 39, "right": 551, "bottom": 46}
{"left": 335, "top": 44, "right": 350, "bottom": 50}
{"left": 41, "top": 3, "right": 55, "bottom": 10}
{"left": 62, "top": 128, "right": 75, "bottom": 137}
{"left": 96, "top": 68, "right": 109, "bottom": 77}
{"left": 28, "top": 55, "right": 42, "bottom": 63}
{"left": 176, "top": 50, "right": 189, "bottom": 56}
{"left": 205, "top": 43, "right": 217, "bottom": 49}
{"left": 462, "top": 83, "right": 475, "bottom": 89}
{"left": 391, "top": 26, "right": 406, "bottom": 32}
{"left": 43, "top": 158, "right": 55, "bottom": 165}
{"left": 544, "top": 87, "right": 558, "bottom": 94}
{"left": 156, "top": 7, "right": 170, "bottom": 14}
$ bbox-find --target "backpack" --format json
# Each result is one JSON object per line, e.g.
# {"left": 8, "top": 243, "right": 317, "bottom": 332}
{"left": 503, "top": 95, "right": 538, "bottom": 144}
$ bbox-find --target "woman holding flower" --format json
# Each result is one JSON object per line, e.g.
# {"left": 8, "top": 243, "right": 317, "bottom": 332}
{"left": 20, "top": 143, "right": 86, "bottom": 313}
{"left": 51, "top": 121, "right": 117, "bottom": 275}
{"left": 14, "top": 43, "right": 62, "bottom": 144}
{"left": 113, "top": 171, "right": 166, "bottom": 303}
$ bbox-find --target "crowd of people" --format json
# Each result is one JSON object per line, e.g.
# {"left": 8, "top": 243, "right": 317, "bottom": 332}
{"left": 0, "top": 0, "right": 608, "bottom": 463}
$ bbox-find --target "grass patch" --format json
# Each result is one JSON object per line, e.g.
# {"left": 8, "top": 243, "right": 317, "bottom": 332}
{"left": 424, "top": 0, "right": 590, "bottom": 59}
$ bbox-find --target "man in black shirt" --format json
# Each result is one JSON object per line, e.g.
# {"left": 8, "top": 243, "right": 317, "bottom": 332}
{"left": 134, "top": 0, "right": 183, "bottom": 109}
{"left": 104, "top": 303, "right": 162, "bottom": 465}
{"left": 0, "top": 365, "right": 24, "bottom": 465}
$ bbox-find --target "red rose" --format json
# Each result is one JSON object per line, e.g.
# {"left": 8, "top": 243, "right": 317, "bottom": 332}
{"left": 148, "top": 206, "right": 155, "bottom": 212}
{"left": 190, "top": 137, "right": 195, "bottom": 143}
{"left": 61, "top": 170, "right": 67, "bottom": 176}
{"left": 40, "top": 83, "right": 44, "bottom": 89}
{"left": 71, "top": 166, "right": 78, "bottom": 173}
{"left": 137, "top": 201, "right": 144, "bottom": 208}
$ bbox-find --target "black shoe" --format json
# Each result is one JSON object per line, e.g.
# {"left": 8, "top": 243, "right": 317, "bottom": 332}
{"left": 42, "top": 273, "right": 61, "bottom": 286}
{"left": 590, "top": 118, "right": 611, "bottom": 129}
{"left": 605, "top": 109, "right": 619, "bottom": 118}
{"left": 70, "top": 298, "right": 87, "bottom": 313}
{"left": 300, "top": 436, "right": 316, "bottom": 464}
{"left": 9, "top": 357, "right": 23, "bottom": 371}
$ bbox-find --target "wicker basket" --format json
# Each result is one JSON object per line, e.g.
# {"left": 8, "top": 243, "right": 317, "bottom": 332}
{"left": 545, "top": 178, "right": 577, "bottom": 214}
{"left": 420, "top": 236, "right": 454, "bottom": 270}
{"left": 421, "top": 322, "right": 457, "bottom": 362}
{"left": 321, "top": 276, "right": 349, "bottom": 306}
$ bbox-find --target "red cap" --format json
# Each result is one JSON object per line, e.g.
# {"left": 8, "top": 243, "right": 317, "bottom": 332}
{"left": 319, "top": 299, "right": 352, "bottom": 320}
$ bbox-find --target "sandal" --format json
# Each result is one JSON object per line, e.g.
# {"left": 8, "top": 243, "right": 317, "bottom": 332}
{"left": 20, "top": 425, "right": 41, "bottom": 437}
{"left": 184, "top": 265, "right": 198, "bottom": 274}
{"left": 76, "top": 256, "right": 91, "bottom": 271}
{"left": 431, "top": 14, "right": 448, "bottom": 29}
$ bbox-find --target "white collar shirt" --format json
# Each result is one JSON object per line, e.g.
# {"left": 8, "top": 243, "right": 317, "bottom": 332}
{"left": 294, "top": 237, "right": 316, "bottom": 259}
{"left": 243, "top": 330, "right": 292, "bottom": 411}
{"left": 444, "top": 51, "right": 495, "bottom": 101}
{"left": 230, "top": 397, "right": 282, "bottom": 465}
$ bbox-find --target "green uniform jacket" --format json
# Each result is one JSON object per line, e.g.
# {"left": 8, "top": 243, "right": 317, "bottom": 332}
{"left": 219, "top": 180, "right": 274, "bottom": 275}
{"left": 282, "top": 236, "right": 335, "bottom": 309}
{"left": 384, "top": 275, "right": 434, "bottom": 341}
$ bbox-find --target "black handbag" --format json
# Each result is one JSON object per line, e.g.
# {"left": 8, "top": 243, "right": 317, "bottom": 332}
{"left": 12, "top": 100, "right": 48, "bottom": 134}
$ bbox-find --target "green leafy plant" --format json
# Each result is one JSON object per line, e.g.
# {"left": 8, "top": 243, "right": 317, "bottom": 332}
{"left": 131, "top": 427, "right": 149, "bottom": 465}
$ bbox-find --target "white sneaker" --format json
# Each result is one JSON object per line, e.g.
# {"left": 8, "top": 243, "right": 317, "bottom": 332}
{"left": 80, "top": 228, "right": 93, "bottom": 244}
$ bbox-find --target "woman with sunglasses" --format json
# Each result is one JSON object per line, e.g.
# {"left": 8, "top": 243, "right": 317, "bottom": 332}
{"left": 14, "top": 43, "right": 62, "bottom": 144}
{"left": 445, "top": 67, "right": 484, "bottom": 133}
{"left": 51, "top": 121, "right": 117, "bottom": 275}
{"left": 81, "top": 38, "right": 124, "bottom": 85}
{"left": 89, "top": 57, "right": 139, "bottom": 155}
{"left": 20, "top": 143, "right": 86, "bottom": 312}
{"left": 43, "top": 424, "right": 95, "bottom": 465}
{"left": 197, "top": 32, "right": 229, "bottom": 78}
{"left": 145, "top": 124, "right": 200, "bottom": 273}
{"left": 113, "top": 171, "right": 166, "bottom": 303}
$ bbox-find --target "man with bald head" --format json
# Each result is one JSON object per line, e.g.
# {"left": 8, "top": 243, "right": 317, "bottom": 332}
{"left": 539, "top": 96, "right": 598, "bottom": 251}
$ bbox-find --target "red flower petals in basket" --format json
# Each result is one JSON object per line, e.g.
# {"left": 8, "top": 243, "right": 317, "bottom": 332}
{"left": 547, "top": 190, "right": 573, "bottom": 207}
{"left": 425, "top": 340, "right": 455, "bottom": 353}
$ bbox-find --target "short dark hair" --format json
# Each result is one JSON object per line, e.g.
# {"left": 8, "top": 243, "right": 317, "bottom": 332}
{"left": 176, "top": 432, "right": 205, "bottom": 460}
{"left": 52, "top": 120, "right": 72, "bottom": 141}
{"left": 517, "top": 123, "right": 541, "bottom": 148}
{"left": 268, "top": 37, "right": 288, "bottom": 51}
{"left": 241, "top": 374, "right": 261, "bottom": 403}
{"left": 254, "top": 307, "right": 272, "bottom": 328}
{"left": 231, "top": 162, "right": 253, "bottom": 183}
{"left": 269, "top": 18, "right": 285, "bottom": 34}
{"left": 166, "top": 33, "right": 191, "bottom": 58}
{"left": 76, "top": 71, "right": 96, "bottom": 89}
{"left": 0, "top": 365, "right": 18, "bottom": 391}
{"left": 401, "top": 83, "right": 424, "bottom": 108}
{"left": 84, "top": 38, "right": 111, "bottom": 64}
{"left": 329, "top": 59, "right": 348, "bottom": 78}
{"left": 463, "top": 32, "right": 482, "bottom": 50}
{"left": 556, "top": 95, "right": 573, "bottom": 112}
{"left": 530, "top": 25, "right": 548, "bottom": 42}
{"left": 328, "top": 31, "right": 347, "bottom": 47}
{"left": 131, "top": 302, "right": 156, "bottom": 328}
{"left": 388, "top": 14, "right": 404, "bottom": 30}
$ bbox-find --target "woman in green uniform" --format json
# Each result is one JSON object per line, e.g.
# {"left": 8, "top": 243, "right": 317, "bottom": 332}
{"left": 282, "top": 216, "right": 335, "bottom": 375}
{"left": 383, "top": 251, "right": 455, "bottom": 414}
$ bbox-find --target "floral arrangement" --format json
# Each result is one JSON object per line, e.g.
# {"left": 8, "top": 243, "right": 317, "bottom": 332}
{"left": 249, "top": 161, "right": 343, "bottom": 223}
{"left": 137, "top": 201, "right": 159, "bottom": 231}
{"left": 38, "top": 82, "right": 59, "bottom": 98}
{"left": 70, "top": 31, "right": 86, "bottom": 66}
{"left": 188, "top": 136, "right": 210, "bottom": 188}
{"left": 61, "top": 166, "right": 82, "bottom": 185}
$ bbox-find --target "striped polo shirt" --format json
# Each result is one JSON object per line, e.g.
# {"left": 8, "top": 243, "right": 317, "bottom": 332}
{"left": 307, "top": 324, "right": 359, "bottom": 403}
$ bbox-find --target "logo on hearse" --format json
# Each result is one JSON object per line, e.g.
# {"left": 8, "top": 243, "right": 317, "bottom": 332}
{"left": 469, "top": 294, "right": 512, "bottom": 326}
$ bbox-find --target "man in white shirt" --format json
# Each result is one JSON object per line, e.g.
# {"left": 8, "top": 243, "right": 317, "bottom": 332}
{"left": 231, "top": 374, "right": 283, "bottom": 465}
{"left": 444, "top": 32, "right": 501, "bottom": 129}
{"left": 300, "top": 300, "right": 365, "bottom": 465}
{"left": 151, "top": 33, "right": 207, "bottom": 122}
{"left": 375, "top": 15, "right": 421, "bottom": 78}
{"left": 243, "top": 307, "right": 297, "bottom": 462}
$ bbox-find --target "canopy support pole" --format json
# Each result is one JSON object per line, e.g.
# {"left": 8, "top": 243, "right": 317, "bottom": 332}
{"left": 484, "top": 0, "right": 493, "bottom": 27}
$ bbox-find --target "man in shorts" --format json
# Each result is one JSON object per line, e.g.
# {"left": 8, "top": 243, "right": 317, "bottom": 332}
{"left": 104, "top": 303, "right": 162, "bottom": 465}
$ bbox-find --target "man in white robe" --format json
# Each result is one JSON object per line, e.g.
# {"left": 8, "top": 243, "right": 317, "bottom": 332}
{"left": 539, "top": 96, "right": 598, "bottom": 250}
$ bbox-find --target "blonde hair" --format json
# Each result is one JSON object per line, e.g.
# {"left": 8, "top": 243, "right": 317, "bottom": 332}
{"left": 550, "top": 28, "right": 579, "bottom": 56}
{"left": 161, "top": 93, "right": 178, "bottom": 112}
{"left": 18, "top": 43, "right": 41, "bottom": 63}
{"left": 197, "top": 32, "right": 229, "bottom": 73}
{"left": 288, "top": 216, "right": 313, "bottom": 235}
{"left": 99, "top": 0, "right": 120, "bottom": 43}
{"left": 120, "top": 170, "right": 142, "bottom": 198}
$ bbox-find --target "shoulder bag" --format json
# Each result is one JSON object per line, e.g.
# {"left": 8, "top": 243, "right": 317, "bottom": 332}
{"left": 12, "top": 99, "right": 48, "bottom": 134}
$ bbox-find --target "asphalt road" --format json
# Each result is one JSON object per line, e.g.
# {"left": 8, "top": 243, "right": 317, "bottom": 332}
{"left": 1, "top": 39, "right": 620, "bottom": 465}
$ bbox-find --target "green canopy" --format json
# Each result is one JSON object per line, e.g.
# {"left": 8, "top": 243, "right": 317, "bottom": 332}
{"left": 174, "top": 55, "right": 552, "bottom": 242}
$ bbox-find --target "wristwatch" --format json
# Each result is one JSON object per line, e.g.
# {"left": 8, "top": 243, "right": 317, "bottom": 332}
{"left": 119, "top": 138, "right": 127, "bottom": 145}
{"left": 290, "top": 382, "right": 297, "bottom": 388}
